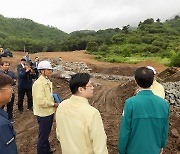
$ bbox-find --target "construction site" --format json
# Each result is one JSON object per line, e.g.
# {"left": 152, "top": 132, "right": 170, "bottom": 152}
{"left": 2, "top": 51, "right": 180, "bottom": 154}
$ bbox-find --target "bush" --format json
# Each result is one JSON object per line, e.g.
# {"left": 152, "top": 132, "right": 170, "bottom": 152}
{"left": 121, "top": 46, "right": 132, "bottom": 57}
{"left": 112, "top": 47, "right": 122, "bottom": 54}
{"left": 128, "top": 36, "right": 142, "bottom": 44}
{"left": 112, "top": 34, "right": 126, "bottom": 44}
{"left": 104, "top": 55, "right": 125, "bottom": 63}
{"left": 99, "top": 44, "right": 108, "bottom": 52}
{"left": 143, "top": 45, "right": 161, "bottom": 53}
{"left": 170, "top": 52, "right": 180, "bottom": 67}
{"left": 152, "top": 40, "right": 168, "bottom": 49}
{"left": 86, "top": 41, "right": 99, "bottom": 52}
{"left": 160, "top": 50, "right": 175, "bottom": 58}
{"left": 142, "top": 36, "right": 155, "bottom": 44}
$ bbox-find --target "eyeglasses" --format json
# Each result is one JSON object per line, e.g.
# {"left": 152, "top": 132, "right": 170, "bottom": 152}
{"left": 45, "top": 69, "right": 53, "bottom": 72}
{"left": 84, "top": 83, "right": 94, "bottom": 88}
{"left": 86, "top": 85, "right": 94, "bottom": 88}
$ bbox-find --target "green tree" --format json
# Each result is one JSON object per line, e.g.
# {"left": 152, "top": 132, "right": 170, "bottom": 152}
{"left": 112, "top": 34, "right": 126, "bottom": 44}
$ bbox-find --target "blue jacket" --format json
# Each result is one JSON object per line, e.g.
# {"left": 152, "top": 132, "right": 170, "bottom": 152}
{"left": 118, "top": 90, "right": 169, "bottom": 154}
{"left": 18, "top": 68, "right": 36, "bottom": 90}
{"left": 0, "top": 70, "right": 17, "bottom": 86}
{"left": 0, "top": 109, "right": 18, "bottom": 154}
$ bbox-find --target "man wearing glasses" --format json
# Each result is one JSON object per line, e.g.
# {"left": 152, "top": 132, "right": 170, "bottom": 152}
{"left": 0, "top": 73, "right": 18, "bottom": 154}
{"left": 56, "top": 73, "right": 108, "bottom": 154}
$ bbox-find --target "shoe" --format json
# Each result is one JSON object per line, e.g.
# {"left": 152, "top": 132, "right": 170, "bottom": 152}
{"left": 48, "top": 148, "right": 56, "bottom": 154}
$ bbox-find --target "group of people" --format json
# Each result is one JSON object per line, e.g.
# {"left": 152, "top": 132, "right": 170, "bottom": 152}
{"left": 0, "top": 53, "right": 169, "bottom": 154}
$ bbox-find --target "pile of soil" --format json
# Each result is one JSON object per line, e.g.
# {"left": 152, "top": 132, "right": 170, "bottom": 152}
{"left": 1, "top": 51, "right": 179, "bottom": 154}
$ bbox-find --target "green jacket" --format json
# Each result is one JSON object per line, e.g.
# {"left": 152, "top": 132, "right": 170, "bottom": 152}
{"left": 118, "top": 90, "right": 169, "bottom": 154}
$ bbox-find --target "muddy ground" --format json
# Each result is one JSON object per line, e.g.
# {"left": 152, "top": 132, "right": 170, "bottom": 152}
{"left": 2, "top": 51, "right": 180, "bottom": 154}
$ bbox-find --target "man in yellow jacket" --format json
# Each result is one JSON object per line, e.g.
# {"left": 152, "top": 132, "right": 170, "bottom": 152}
{"left": 56, "top": 73, "right": 108, "bottom": 154}
{"left": 32, "top": 61, "right": 58, "bottom": 154}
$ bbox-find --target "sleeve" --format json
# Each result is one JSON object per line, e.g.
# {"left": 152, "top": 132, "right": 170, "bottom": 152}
{"left": 89, "top": 110, "right": 108, "bottom": 154}
{"left": 32, "top": 82, "right": 54, "bottom": 108}
{"left": 17, "top": 64, "right": 21, "bottom": 71}
{"left": 161, "top": 87, "right": 165, "bottom": 99}
{"left": 118, "top": 100, "right": 132, "bottom": 154}
{"left": 12, "top": 72, "right": 17, "bottom": 80}
{"left": 55, "top": 106, "right": 61, "bottom": 141}
{"left": 161, "top": 105, "right": 169, "bottom": 147}
{"left": 0, "top": 123, "right": 17, "bottom": 153}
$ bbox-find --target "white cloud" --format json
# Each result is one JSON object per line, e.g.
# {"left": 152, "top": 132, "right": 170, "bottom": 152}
{"left": 0, "top": 0, "right": 180, "bottom": 33}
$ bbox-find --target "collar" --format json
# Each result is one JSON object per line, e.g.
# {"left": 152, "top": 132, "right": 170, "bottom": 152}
{"left": 70, "top": 95, "right": 89, "bottom": 104}
{"left": 3, "top": 70, "right": 8, "bottom": 74}
{"left": 39, "top": 75, "right": 51, "bottom": 84}
{"left": 0, "top": 108, "right": 8, "bottom": 119}
{"left": 137, "top": 90, "right": 154, "bottom": 95}
{"left": 21, "top": 63, "right": 25, "bottom": 68}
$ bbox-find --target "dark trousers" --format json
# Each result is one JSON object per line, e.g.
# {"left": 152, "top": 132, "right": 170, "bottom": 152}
{"left": 18, "top": 88, "right": 33, "bottom": 111}
{"left": 37, "top": 114, "right": 54, "bottom": 154}
{"left": 35, "top": 70, "right": 39, "bottom": 80}
{"left": 1, "top": 93, "right": 15, "bottom": 119}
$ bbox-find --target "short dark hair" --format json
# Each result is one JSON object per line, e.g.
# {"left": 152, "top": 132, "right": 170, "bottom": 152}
{"left": 21, "top": 58, "right": 26, "bottom": 61}
{"left": 135, "top": 67, "right": 154, "bottom": 88}
{"left": 0, "top": 73, "right": 13, "bottom": 89}
{"left": 69, "top": 73, "right": 90, "bottom": 94}
{"left": 0, "top": 61, "right": 10, "bottom": 66}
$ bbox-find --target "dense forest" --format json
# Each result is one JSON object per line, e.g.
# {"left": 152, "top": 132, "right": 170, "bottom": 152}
{"left": 0, "top": 14, "right": 68, "bottom": 52}
{"left": 0, "top": 14, "right": 180, "bottom": 66}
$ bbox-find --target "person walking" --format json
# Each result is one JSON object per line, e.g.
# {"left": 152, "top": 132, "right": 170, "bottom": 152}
{"left": 118, "top": 67, "right": 169, "bottom": 154}
{"left": 32, "top": 60, "right": 59, "bottom": 154}
{"left": 56, "top": 73, "right": 108, "bottom": 154}
{"left": 0, "top": 61, "right": 17, "bottom": 123}
{"left": 0, "top": 73, "right": 18, "bottom": 154}
{"left": 17, "top": 61, "right": 36, "bottom": 112}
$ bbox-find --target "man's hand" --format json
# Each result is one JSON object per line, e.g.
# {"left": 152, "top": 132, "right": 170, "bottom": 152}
{"left": 26, "top": 66, "right": 31, "bottom": 72}
{"left": 54, "top": 103, "right": 59, "bottom": 107}
{"left": 160, "top": 148, "right": 163, "bottom": 154}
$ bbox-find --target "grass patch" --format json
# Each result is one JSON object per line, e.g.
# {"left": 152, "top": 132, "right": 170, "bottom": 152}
{"left": 94, "top": 53, "right": 170, "bottom": 65}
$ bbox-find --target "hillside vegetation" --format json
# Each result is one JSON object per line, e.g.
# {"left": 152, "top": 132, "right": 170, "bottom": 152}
{"left": 84, "top": 17, "right": 180, "bottom": 66}
{"left": 0, "top": 14, "right": 180, "bottom": 66}
{"left": 0, "top": 14, "right": 68, "bottom": 52}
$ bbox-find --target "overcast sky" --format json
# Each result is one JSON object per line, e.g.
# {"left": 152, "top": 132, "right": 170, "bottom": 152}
{"left": 0, "top": 0, "right": 180, "bottom": 33}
